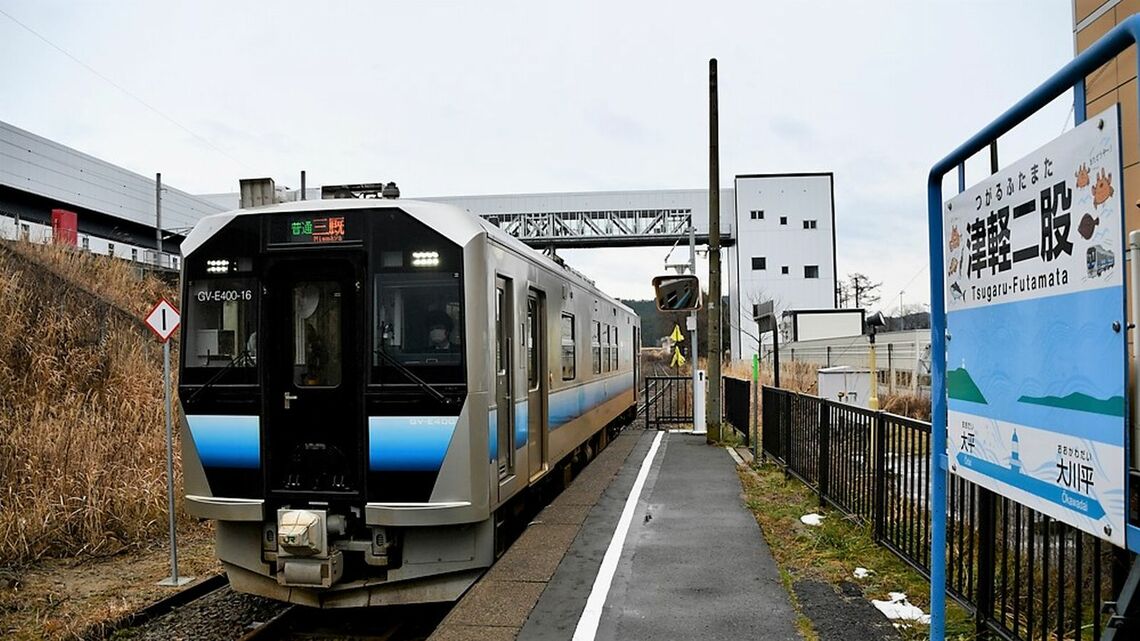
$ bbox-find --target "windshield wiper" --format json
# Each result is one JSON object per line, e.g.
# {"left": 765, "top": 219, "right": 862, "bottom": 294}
{"left": 373, "top": 348, "right": 454, "bottom": 406}
{"left": 184, "top": 350, "right": 254, "bottom": 405}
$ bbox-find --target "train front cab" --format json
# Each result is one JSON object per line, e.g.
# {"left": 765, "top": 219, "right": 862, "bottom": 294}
{"left": 178, "top": 204, "right": 497, "bottom": 607}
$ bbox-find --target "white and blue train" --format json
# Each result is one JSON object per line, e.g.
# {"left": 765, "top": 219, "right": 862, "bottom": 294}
{"left": 178, "top": 196, "right": 639, "bottom": 607}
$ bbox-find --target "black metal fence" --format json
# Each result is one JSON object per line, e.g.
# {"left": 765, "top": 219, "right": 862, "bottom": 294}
{"left": 644, "top": 376, "right": 692, "bottom": 430}
{"left": 761, "top": 386, "right": 1133, "bottom": 641}
{"left": 722, "top": 376, "right": 750, "bottom": 446}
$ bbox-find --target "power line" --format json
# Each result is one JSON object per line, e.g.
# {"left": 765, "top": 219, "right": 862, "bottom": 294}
{"left": 0, "top": 6, "right": 252, "bottom": 171}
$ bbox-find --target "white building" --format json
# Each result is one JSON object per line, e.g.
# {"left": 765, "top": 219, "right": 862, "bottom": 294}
{"left": 729, "top": 173, "right": 837, "bottom": 360}
{"left": 0, "top": 120, "right": 225, "bottom": 267}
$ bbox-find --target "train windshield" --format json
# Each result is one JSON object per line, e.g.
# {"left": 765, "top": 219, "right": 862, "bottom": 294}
{"left": 184, "top": 277, "right": 259, "bottom": 369}
{"left": 373, "top": 271, "right": 464, "bottom": 384}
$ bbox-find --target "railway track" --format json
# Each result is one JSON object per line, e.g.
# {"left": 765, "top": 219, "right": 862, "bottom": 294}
{"left": 239, "top": 602, "right": 450, "bottom": 640}
{"left": 637, "top": 361, "right": 675, "bottom": 415}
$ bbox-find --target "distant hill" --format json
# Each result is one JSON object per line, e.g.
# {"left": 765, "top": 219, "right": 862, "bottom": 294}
{"left": 947, "top": 367, "right": 987, "bottom": 404}
{"left": 1018, "top": 392, "right": 1125, "bottom": 417}
{"left": 620, "top": 295, "right": 730, "bottom": 353}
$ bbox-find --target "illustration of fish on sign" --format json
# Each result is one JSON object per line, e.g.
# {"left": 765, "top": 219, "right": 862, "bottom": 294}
{"left": 947, "top": 256, "right": 959, "bottom": 276}
{"left": 1075, "top": 163, "right": 1090, "bottom": 189}
{"left": 1078, "top": 213, "right": 1100, "bottom": 240}
{"left": 1093, "top": 169, "right": 1114, "bottom": 208}
{"left": 950, "top": 282, "right": 965, "bottom": 301}
{"left": 949, "top": 225, "right": 962, "bottom": 251}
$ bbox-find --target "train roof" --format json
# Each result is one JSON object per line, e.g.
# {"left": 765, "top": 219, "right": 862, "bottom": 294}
{"left": 181, "top": 198, "right": 634, "bottom": 316}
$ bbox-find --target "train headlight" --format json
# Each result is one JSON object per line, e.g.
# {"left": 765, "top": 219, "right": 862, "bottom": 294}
{"left": 411, "top": 251, "right": 439, "bottom": 267}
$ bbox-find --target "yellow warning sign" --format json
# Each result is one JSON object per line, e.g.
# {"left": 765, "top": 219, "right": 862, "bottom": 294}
{"left": 670, "top": 345, "right": 687, "bottom": 368}
{"left": 669, "top": 324, "right": 685, "bottom": 342}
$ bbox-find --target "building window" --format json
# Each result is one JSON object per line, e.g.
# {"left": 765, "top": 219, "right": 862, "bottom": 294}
{"left": 108, "top": 243, "right": 115, "bottom": 256}
{"left": 20, "top": 224, "right": 29, "bottom": 240}
{"left": 81, "top": 236, "right": 90, "bottom": 251}
{"left": 750, "top": 209, "right": 764, "bottom": 220}
{"left": 804, "top": 265, "right": 820, "bottom": 279}
{"left": 779, "top": 216, "right": 787, "bottom": 225}
{"left": 561, "top": 312, "right": 576, "bottom": 380}
{"left": 751, "top": 257, "right": 766, "bottom": 270}
{"left": 131, "top": 248, "right": 138, "bottom": 262}
{"left": 803, "top": 219, "right": 818, "bottom": 229}
{"left": 781, "top": 265, "right": 789, "bottom": 275}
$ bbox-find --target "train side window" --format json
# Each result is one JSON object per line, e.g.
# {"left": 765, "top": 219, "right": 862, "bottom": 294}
{"left": 592, "top": 320, "right": 602, "bottom": 375}
{"left": 527, "top": 297, "right": 538, "bottom": 390}
{"left": 496, "top": 288, "right": 504, "bottom": 374}
{"left": 606, "top": 325, "right": 616, "bottom": 371}
{"left": 561, "top": 312, "right": 576, "bottom": 380}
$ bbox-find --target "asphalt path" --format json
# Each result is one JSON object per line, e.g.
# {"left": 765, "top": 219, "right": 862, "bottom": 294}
{"left": 520, "top": 432, "right": 800, "bottom": 641}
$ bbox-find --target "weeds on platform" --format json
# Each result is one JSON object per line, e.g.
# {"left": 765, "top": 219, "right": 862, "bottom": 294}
{"left": 737, "top": 461, "right": 974, "bottom": 641}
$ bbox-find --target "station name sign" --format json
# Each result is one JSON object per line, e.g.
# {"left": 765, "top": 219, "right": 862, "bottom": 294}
{"left": 943, "top": 106, "right": 1127, "bottom": 546}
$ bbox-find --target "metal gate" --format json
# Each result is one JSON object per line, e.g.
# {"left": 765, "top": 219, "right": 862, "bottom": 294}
{"left": 643, "top": 375, "right": 692, "bottom": 430}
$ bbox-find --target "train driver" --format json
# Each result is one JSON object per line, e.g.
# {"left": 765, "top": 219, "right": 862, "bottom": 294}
{"left": 427, "top": 311, "right": 456, "bottom": 352}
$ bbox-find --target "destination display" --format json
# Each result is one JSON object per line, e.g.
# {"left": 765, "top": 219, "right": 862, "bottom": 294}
{"left": 943, "top": 106, "right": 1127, "bottom": 546}
{"left": 269, "top": 213, "right": 358, "bottom": 245}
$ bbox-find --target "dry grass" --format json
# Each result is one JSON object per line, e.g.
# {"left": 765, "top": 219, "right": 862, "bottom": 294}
{"left": 880, "top": 393, "right": 932, "bottom": 422}
{"left": 0, "top": 241, "right": 194, "bottom": 565}
{"left": 724, "top": 359, "right": 819, "bottom": 394}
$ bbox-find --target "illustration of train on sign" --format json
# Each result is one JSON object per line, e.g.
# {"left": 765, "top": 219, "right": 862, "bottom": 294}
{"left": 178, "top": 183, "right": 638, "bottom": 607}
{"left": 1087, "top": 244, "right": 1115, "bottom": 278}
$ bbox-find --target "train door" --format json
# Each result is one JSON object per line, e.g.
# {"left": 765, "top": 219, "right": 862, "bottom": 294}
{"left": 495, "top": 276, "right": 514, "bottom": 484}
{"left": 633, "top": 325, "right": 639, "bottom": 381}
{"left": 526, "top": 290, "right": 548, "bottom": 480}
{"left": 263, "top": 259, "right": 364, "bottom": 500}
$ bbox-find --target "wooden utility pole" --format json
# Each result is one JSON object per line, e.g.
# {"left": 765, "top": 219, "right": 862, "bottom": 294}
{"left": 707, "top": 58, "right": 722, "bottom": 442}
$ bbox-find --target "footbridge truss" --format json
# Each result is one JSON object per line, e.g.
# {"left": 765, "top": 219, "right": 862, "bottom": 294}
{"left": 477, "top": 208, "right": 734, "bottom": 249}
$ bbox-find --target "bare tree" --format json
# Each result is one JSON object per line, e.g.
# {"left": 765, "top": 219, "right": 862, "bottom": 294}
{"left": 836, "top": 281, "right": 852, "bottom": 308}
{"left": 847, "top": 273, "right": 882, "bottom": 309}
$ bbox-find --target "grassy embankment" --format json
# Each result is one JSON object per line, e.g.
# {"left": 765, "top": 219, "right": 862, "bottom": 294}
{"left": 0, "top": 241, "right": 202, "bottom": 564}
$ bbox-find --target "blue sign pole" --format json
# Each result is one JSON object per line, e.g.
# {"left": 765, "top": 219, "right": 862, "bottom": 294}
{"left": 927, "top": 16, "right": 1140, "bottom": 640}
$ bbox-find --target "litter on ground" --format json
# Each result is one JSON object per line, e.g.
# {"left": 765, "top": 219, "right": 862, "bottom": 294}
{"left": 853, "top": 567, "right": 873, "bottom": 579}
{"left": 800, "top": 513, "right": 824, "bottom": 526}
{"left": 871, "top": 592, "right": 931, "bottom": 625}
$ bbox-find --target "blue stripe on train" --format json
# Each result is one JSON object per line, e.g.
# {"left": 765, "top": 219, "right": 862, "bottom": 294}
{"left": 487, "top": 374, "right": 634, "bottom": 460}
{"left": 186, "top": 415, "right": 260, "bottom": 469}
{"left": 368, "top": 416, "right": 457, "bottom": 472}
{"left": 549, "top": 375, "right": 634, "bottom": 430}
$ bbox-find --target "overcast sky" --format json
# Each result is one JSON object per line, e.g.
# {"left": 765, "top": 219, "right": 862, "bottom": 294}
{"left": 1, "top": 1, "right": 1076, "bottom": 310}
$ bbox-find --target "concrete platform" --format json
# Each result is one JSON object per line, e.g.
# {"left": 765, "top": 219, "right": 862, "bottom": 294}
{"left": 429, "top": 428, "right": 799, "bottom": 641}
